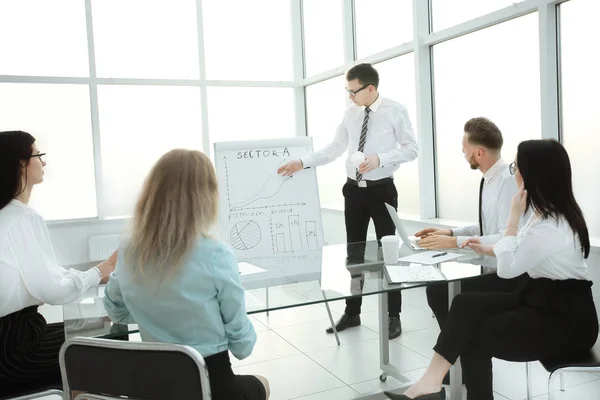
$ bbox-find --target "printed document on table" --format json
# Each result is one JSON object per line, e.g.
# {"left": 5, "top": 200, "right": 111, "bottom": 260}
{"left": 385, "top": 263, "right": 446, "bottom": 284}
{"left": 397, "top": 251, "right": 462, "bottom": 265}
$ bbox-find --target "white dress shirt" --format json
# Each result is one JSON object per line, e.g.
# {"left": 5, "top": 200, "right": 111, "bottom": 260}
{"left": 301, "top": 96, "right": 418, "bottom": 180}
{"left": 452, "top": 159, "right": 520, "bottom": 247}
{"left": 0, "top": 200, "right": 100, "bottom": 318}
{"left": 493, "top": 214, "right": 588, "bottom": 280}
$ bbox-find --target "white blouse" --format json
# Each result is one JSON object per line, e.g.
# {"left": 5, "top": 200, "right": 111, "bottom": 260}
{"left": 493, "top": 213, "right": 588, "bottom": 280}
{"left": 0, "top": 200, "right": 100, "bottom": 318}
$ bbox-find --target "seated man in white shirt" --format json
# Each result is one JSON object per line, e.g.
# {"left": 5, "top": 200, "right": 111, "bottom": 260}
{"left": 414, "top": 118, "right": 529, "bottom": 354}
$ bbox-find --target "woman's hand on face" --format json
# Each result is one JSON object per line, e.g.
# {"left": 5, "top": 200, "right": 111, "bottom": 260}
{"left": 510, "top": 183, "right": 528, "bottom": 220}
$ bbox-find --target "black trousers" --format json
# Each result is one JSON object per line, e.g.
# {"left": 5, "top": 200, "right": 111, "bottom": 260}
{"left": 343, "top": 180, "right": 401, "bottom": 318}
{"left": 0, "top": 306, "right": 64, "bottom": 393}
{"left": 433, "top": 278, "right": 599, "bottom": 400}
{"left": 426, "top": 272, "right": 529, "bottom": 329}
{"left": 204, "top": 351, "right": 267, "bottom": 400}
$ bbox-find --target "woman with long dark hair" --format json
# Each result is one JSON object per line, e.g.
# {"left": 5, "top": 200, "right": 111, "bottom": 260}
{"left": 385, "top": 139, "right": 598, "bottom": 400}
{"left": 0, "top": 131, "right": 117, "bottom": 392}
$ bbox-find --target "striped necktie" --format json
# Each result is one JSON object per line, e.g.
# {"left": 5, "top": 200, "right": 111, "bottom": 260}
{"left": 356, "top": 106, "right": 371, "bottom": 182}
{"left": 478, "top": 177, "right": 485, "bottom": 236}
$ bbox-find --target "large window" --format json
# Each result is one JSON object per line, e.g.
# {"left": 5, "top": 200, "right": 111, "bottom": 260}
{"left": 354, "top": 0, "right": 413, "bottom": 59}
{"left": 431, "top": 0, "right": 526, "bottom": 32}
{"left": 207, "top": 87, "right": 296, "bottom": 150}
{"left": 202, "top": 0, "right": 293, "bottom": 81}
{"left": 0, "top": 0, "right": 296, "bottom": 222}
{"left": 306, "top": 76, "right": 348, "bottom": 210}
{"left": 0, "top": 83, "right": 97, "bottom": 220}
{"left": 434, "top": 14, "right": 541, "bottom": 222}
{"left": 92, "top": 0, "right": 200, "bottom": 79}
{"left": 3, "top": 0, "right": 583, "bottom": 232}
{"left": 374, "top": 54, "right": 420, "bottom": 216}
{"left": 0, "top": 0, "right": 89, "bottom": 77}
{"left": 560, "top": 0, "right": 600, "bottom": 238}
{"left": 97, "top": 86, "right": 203, "bottom": 218}
{"left": 302, "top": 0, "right": 344, "bottom": 77}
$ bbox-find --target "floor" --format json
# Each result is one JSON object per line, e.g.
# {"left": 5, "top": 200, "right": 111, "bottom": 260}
{"left": 38, "top": 286, "right": 600, "bottom": 400}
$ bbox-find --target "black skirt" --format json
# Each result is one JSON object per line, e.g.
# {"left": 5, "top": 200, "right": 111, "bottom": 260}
{"left": 518, "top": 277, "right": 599, "bottom": 355}
{"left": 0, "top": 306, "right": 64, "bottom": 392}
{"left": 204, "top": 351, "right": 267, "bottom": 400}
{"left": 518, "top": 278, "right": 598, "bottom": 318}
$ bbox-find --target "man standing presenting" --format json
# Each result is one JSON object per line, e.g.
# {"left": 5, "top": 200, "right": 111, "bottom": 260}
{"left": 278, "top": 63, "right": 418, "bottom": 339}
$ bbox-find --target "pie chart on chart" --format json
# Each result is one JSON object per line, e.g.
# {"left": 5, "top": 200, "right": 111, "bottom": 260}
{"left": 230, "top": 220, "right": 261, "bottom": 250}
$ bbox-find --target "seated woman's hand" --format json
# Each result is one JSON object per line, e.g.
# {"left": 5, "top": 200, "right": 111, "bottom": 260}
{"left": 462, "top": 238, "right": 495, "bottom": 256}
{"left": 98, "top": 262, "right": 116, "bottom": 284}
{"left": 97, "top": 250, "right": 118, "bottom": 284}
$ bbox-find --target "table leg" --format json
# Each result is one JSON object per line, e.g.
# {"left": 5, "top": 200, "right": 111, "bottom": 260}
{"left": 324, "top": 296, "right": 341, "bottom": 346}
{"left": 448, "top": 281, "right": 463, "bottom": 400}
{"left": 265, "top": 287, "right": 269, "bottom": 316}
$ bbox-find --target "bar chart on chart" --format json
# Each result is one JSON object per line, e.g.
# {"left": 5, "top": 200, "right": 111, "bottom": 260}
{"left": 271, "top": 214, "right": 319, "bottom": 254}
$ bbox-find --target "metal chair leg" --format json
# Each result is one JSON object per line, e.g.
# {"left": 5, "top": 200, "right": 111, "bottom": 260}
{"left": 559, "top": 371, "right": 566, "bottom": 391}
{"left": 526, "top": 362, "right": 533, "bottom": 400}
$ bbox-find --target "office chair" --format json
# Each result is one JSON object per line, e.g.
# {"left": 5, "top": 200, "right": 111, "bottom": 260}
{"left": 0, "top": 387, "right": 62, "bottom": 400}
{"left": 59, "top": 337, "right": 211, "bottom": 399}
{"left": 526, "top": 340, "right": 600, "bottom": 400}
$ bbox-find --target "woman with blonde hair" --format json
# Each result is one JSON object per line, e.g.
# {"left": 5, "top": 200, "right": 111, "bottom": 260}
{"left": 104, "top": 149, "right": 269, "bottom": 400}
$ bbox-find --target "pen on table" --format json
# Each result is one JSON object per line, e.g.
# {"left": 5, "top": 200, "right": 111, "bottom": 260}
{"left": 432, "top": 252, "right": 447, "bottom": 258}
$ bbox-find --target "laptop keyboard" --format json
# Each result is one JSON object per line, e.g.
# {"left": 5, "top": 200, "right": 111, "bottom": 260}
{"left": 410, "top": 238, "right": 425, "bottom": 250}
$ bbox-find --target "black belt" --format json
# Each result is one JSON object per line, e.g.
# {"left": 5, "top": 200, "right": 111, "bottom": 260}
{"left": 346, "top": 177, "right": 393, "bottom": 188}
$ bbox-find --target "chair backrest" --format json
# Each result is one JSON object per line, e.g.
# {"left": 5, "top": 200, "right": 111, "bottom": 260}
{"left": 0, "top": 388, "right": 62, "bottom": 400}
{"left": 59, "top": 337, "right": 211, "bottom": 400}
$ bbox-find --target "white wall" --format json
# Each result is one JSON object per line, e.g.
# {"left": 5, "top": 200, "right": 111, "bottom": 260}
{"left": 48, "top": 219, "right": 127, "bottom": 267}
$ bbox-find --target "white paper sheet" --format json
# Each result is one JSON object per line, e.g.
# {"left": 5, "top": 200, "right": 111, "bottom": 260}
{"left": 385, "top": 263, "right": 445, "bottom": 283}
{"left": 239, "top": 262, "right": 267, "bottom": 276}
{"left": 396, "top": 251, "right": 462, "bottom": 265}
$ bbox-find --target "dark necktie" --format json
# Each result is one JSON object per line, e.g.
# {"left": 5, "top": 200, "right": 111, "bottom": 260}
{"left": 355, "top": 107, "right": 371, "bottom": 182}
{"left": 478, "top": 177, "right": 485, "bottom": 236}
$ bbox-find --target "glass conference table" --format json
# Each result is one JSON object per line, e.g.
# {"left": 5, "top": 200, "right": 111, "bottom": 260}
{"left": 61, "top": 241, "right": 497, "bottom": 400}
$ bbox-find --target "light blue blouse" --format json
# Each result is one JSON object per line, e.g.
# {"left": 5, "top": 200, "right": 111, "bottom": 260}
{"left": 104, "top": 238, "right": 256, "bottom": 360}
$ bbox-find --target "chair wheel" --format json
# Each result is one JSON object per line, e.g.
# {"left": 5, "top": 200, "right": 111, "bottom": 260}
{"left": 379, "top": 373, "right": 388, "bottom": 382}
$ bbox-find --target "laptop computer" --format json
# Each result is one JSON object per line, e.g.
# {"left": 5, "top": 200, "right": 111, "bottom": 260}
{"left": 384, "top": 203, "right": 426, "bottom": 252}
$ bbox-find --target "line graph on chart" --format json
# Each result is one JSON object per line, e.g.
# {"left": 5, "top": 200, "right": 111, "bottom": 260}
{"left": 224, "top": 157, "right": 296, "bottom": 211}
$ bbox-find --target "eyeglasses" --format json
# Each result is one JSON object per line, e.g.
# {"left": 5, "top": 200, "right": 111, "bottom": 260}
{"left": 509, "top": 161, "right": 517, "bottom": 175}
{"left": 346, "top": 84, "right": 370, "bottom": 97}
{"left": 30, "top": 153, "right": 46, "bottom": 163}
